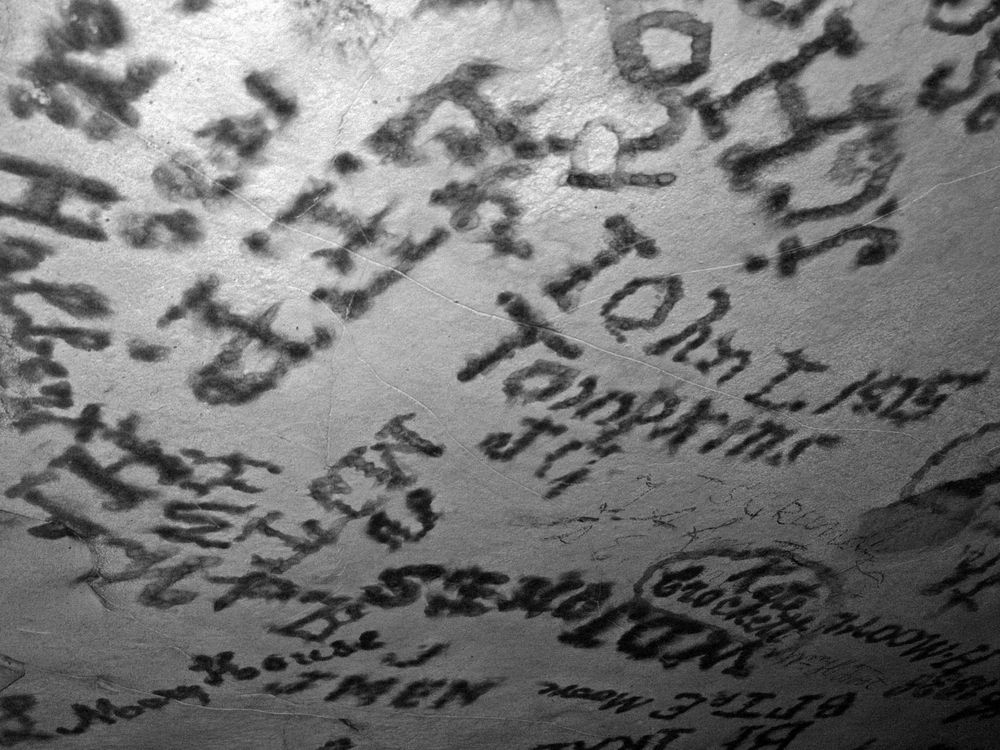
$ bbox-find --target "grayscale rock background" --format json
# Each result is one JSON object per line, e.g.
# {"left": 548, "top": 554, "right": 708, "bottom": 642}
{"left": 1, "top": 0, "right": 999, "bottom": 748}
